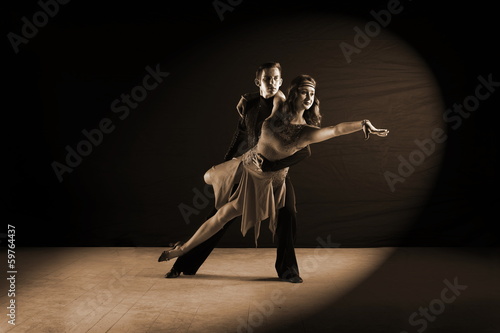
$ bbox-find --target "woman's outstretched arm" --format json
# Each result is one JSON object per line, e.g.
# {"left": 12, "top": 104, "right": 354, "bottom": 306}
{"left": 299, "top": 120, "right": 388, "bottom": 146}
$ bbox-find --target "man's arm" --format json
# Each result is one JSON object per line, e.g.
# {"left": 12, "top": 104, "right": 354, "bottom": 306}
{"left": 224, "top": 93, "right": 260, "bottom": 161}
{"left": 236, "top": 92, "right": 260, "bottom": 117}
{"left": 260, "top": 145, "right": 312, "bottom": 172}
{"left": 223, "top": 118, "right": 247, "bottom": 161}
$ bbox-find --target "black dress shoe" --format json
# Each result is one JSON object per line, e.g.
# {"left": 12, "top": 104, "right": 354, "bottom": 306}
{"left": 283, "top": 275, "right": 303, "bottom": 283}
{"left": 164, "top": 267, "right": 181, "bottom": 278}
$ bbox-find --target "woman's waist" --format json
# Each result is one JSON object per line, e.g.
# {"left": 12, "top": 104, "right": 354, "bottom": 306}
{"left": 241, "top": 150, "right": 288, "bottom": 187}
{"left": 241, "top": 148, "right": 289, "bottom": 174}
{"left": 253, "top": 143, "right": 296, "bottom": 163}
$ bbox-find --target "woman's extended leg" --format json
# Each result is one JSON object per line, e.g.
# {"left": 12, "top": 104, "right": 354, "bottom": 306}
{"left": 158, "top": 202, "right": 241, "bottom": 261}
{"left": 182, "top": 202, "right": 241, "bottom": 253}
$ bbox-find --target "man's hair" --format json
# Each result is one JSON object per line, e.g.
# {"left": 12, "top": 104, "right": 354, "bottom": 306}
{"left": 255, "top": 62, "right": 282, "bottom": 80}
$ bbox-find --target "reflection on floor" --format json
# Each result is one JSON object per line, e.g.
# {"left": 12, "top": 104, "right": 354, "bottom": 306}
{"left": 1, "top": 247, "right": 498, "bottom": 333}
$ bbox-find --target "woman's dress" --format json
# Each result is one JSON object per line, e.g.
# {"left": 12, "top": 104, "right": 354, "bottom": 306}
{"left": 206, "top": 118, "right": 305, "bottom": 245}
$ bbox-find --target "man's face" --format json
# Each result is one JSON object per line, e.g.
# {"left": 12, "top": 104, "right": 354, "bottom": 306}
{"left": 255, "top": 67, "right": 283, "bottom": 98}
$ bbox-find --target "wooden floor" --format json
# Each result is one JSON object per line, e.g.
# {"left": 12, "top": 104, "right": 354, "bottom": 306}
{"left": 1, "top": 247, "right": 499, "bottom": 333}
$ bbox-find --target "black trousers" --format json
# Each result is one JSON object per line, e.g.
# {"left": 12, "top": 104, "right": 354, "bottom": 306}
{"left": 172, "top": 177, "right": 299, "bottom": 279}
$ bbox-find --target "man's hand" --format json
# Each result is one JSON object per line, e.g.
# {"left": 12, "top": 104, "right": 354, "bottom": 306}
{"left": 236, "top": 92, "right": 260, "bottom": 118}
{"left": 272, "top": 90, "right": 286, "bottom": 114}
{"left": 236, "top": 96, "right": 247, "bottom": 118}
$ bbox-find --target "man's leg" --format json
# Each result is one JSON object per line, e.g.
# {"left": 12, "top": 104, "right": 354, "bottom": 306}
{"left": 167, "top": 185, "right": 240, "bottom": 277}
{"left": 165, "top": 180, "right": 243, "bottom": 278}
{"left": 168, "top": 208, "right": 232, "bottom": 275}
{"left": 275, "top": 176, "right": 301, "bottom": 283}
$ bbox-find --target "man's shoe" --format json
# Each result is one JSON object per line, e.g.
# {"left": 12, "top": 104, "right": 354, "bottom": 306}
{"left": 283, "top": 275, "right": 303, "bottom": 283}
{"left": 164, "top": 267, "right": 181, "bottom": 278}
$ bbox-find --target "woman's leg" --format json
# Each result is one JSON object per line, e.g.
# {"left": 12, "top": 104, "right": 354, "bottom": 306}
{"left": 167, "top": 202, "right": 241, "bottom": 259}
{"left": 160, "top": 161, "right": 242, "bottom": 260}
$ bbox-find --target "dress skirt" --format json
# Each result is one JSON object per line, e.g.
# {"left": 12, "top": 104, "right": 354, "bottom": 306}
{"left": 206, "top": 149, "right": 288, "bottom": 245}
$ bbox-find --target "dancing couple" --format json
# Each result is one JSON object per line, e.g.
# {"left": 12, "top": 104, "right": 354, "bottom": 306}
{"left": 158, "top": 62, "right": 389, "bottom": 283}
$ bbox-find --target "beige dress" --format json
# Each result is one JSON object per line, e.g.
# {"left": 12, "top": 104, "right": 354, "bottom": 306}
{"left": 206, "top": 117, "right": 306, "bottom": 245}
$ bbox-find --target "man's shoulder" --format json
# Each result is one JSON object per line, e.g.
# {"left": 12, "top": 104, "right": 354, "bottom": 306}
{"left": 242, "top": 91, "right": 260, "bottom": 102}
{"left": 239, "top": 91, "right": 261, "bottom": 117}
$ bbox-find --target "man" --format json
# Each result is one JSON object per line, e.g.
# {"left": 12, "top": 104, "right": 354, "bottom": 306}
{"left": 165, "top": 62, "right": 310, "bottom": 283}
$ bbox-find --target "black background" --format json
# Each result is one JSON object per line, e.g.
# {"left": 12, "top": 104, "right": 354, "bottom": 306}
{"left": 3, "top": 0, "right": 499, "bottom": 247}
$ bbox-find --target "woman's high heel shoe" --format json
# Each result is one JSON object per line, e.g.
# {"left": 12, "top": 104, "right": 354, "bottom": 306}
{"left": 158, "top": 241, "right": 184, "bottom": 262}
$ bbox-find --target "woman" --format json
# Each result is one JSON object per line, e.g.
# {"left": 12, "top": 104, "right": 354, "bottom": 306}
{"left": 158, "top": 75, "right": 388, "bottom": 261}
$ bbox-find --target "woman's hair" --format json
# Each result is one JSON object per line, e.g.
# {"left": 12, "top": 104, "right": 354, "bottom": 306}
{"left": 280, "top": 74, "right": 322, "bottom": 127}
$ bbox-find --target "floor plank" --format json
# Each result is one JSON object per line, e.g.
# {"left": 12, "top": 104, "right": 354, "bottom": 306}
{"left": 0, "top": 247, "right": 498, "bottom": 333}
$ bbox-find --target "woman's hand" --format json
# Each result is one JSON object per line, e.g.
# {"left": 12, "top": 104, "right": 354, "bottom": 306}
{"left": 362, "top": 120, "right": 389, "bottom": 140}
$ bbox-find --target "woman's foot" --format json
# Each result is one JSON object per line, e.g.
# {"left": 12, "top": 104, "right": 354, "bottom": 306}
{"left": 158, "top": 242, "right": 184, "bottom": 262}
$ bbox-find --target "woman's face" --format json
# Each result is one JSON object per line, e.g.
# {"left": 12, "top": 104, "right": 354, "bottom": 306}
{"left": 294, "top": 85, "right": 315, "bottom": 111}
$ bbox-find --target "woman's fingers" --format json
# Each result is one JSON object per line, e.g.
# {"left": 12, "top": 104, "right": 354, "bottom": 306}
{"left": 363, "top": 121, "right": 389, "bottom": 139}
{"left": 374, "top": 128, "right": 389, "bottom": 137}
